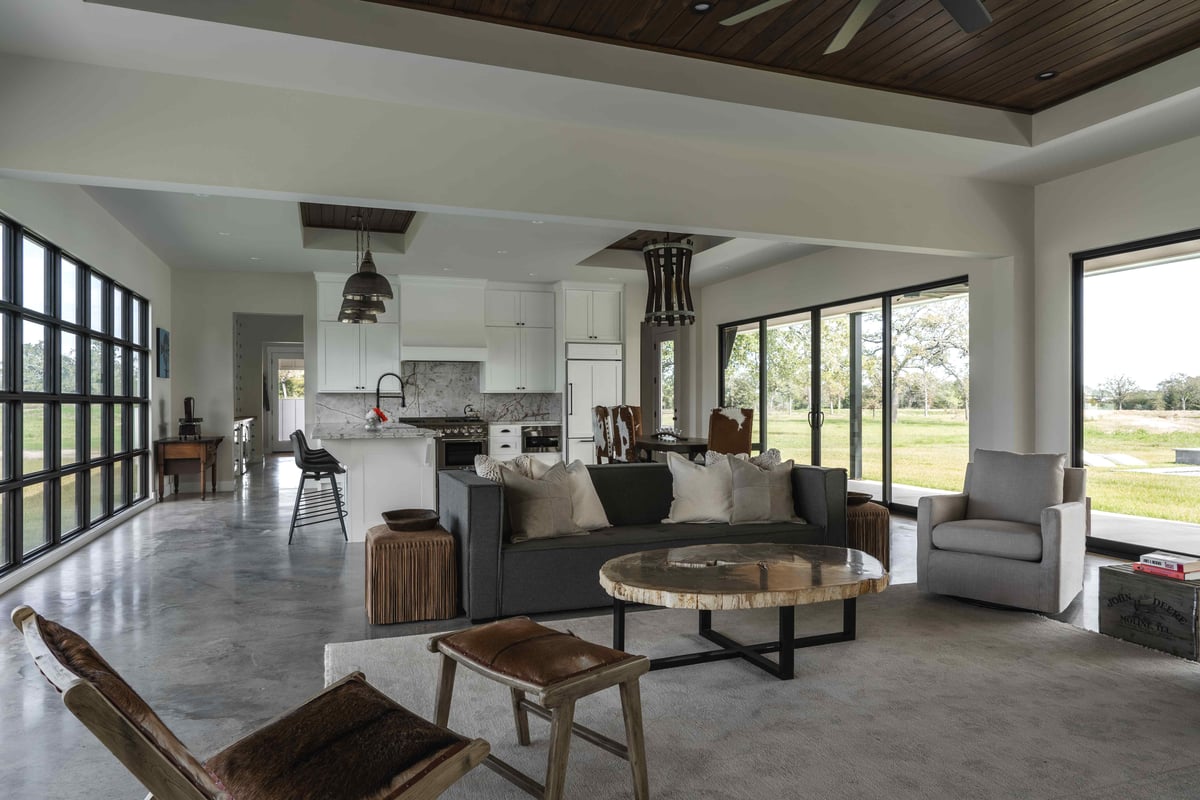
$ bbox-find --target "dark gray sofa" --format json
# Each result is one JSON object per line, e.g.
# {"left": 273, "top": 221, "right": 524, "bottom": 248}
{"left": 438, "top": 462, "right": 848, "bottom": 621}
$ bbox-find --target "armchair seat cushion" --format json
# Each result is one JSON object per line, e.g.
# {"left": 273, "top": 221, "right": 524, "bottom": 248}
{"left": 206, "top": 675, "right": 467, "bottom": 800}
{"left": 931, "top": 519, "right": 1043, "bottom": 562}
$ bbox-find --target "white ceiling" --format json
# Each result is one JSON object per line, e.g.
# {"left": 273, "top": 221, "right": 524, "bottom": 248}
{"left": 83, "top": 186, "right": 820, "bottom": 285}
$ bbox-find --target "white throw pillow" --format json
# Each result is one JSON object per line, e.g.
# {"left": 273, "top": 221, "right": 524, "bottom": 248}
{"left": 664, "top": 451, "right": 733, "bottom": 523}
{"left": 564, "top": 460, "right": 611, "bottom": 530}
{"left": 474, "top": 454, "right": 536, "bottom": 483}
{"left": 704, "top": 448, "right": 781, "bottom": 468}
{"left": 728, "top": 458, "right": 805, "bottom": 524}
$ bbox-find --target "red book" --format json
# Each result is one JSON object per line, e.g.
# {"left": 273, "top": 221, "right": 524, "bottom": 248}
{"left": 1132, "top": 563, "right": 1200, "bottom": 581}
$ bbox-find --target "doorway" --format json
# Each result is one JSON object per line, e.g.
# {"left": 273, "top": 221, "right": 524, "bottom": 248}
{"left": 266, "top": 344, "right": 305, "bottom": 452}
{"left": 649, "top": 328, "right": 679, "bottom": 432}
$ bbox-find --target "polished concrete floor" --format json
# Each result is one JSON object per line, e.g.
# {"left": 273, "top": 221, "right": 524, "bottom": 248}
{"left": 1, "top": 456, "right": 1120, "bottom": 798}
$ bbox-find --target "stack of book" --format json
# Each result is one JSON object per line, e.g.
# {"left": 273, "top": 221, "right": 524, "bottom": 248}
{"left": 1133, "top": 551, "right": 1200, "bottom": 581}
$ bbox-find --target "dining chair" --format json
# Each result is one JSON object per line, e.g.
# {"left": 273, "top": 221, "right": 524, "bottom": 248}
{"left": 592, "top": 406, "right": 614, "bottom": 463}
{"left": 707, "top": 407, "right": 754, "bottom": 455}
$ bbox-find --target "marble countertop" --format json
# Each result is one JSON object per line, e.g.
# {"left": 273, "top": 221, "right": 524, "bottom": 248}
{"left": 310, "top": 423, "right": 439, "bottom": 440}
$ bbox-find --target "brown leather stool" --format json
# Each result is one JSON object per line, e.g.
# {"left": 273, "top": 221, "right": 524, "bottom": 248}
{"left": 429, "top": 617, "right": 650, "bottom": 800}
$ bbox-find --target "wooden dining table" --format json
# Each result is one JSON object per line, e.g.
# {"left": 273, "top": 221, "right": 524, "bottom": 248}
{"left": 634, "top": 435, "right": 708, "bottom": 462}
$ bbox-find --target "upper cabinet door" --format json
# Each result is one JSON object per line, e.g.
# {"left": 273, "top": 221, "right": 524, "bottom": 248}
{"left": 563, "top": 289, "right": 591, "bottom": 341}
{"left": 520, "top": 292, "right": 555, "bottom": 328}
{"left": 317, "top": 322, "right": 362, "bottom": 391}
{"left": 317, "top": 281, "right": 346, "bottom": 322}
{"left": 590, "top": 291, "right": 623, "bottom": 342}
{"left": 485, "top": 290, "right": 521, "bottom": 326}
{"left": 482, "top": 327, "right": 521, "bottom": 392}
{"left": 360, "top": 324, "right": 401, "bottom": 386}
{"left": 520, "top": 327, "right": 556, "bottom": 392}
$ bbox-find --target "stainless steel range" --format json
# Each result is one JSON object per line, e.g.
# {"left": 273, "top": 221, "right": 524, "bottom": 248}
{"left": 403, "top": 417, "right": 487, "bottom": 470}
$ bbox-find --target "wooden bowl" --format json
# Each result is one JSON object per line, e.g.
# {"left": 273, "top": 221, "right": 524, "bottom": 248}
{"left": 381, "top": 509, "right": 439, "bottom": 532}
{"left": 847, "top": 491, "right": 873, "bottom": 506}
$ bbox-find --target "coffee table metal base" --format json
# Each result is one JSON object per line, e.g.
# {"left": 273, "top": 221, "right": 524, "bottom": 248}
{"left": 611, "top": 598, "right": 857, "bottom": 680}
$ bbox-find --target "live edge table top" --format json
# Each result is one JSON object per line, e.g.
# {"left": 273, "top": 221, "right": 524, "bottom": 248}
{"left": 600, "top": 543, "right": 888, "bottom": 611}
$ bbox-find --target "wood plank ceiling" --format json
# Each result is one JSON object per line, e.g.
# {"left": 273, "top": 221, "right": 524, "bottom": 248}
{"left": 299, "top": 203, "right": 416, "bottom": 234}
{"left": 364, "top": 0, "right": 1200, "bottom": 112}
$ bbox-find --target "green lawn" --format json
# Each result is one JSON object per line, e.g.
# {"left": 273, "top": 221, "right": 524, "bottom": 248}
{"left": 762, "top": 409, "right": 1200, "bottom": 524}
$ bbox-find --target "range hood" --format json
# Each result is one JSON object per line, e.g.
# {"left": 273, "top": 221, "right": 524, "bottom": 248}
{"left": 399, "top": 277, "right": 488, "bottom": 361}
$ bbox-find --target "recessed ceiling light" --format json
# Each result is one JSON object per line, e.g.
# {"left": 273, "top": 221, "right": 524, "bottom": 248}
{"left": 692, "top": 1, "right": 713, "bottom": 12}
{"left": 530, "top": 220, "right": 545, "bottom": 224}
{"left": 496, "top": 250, "right": 508, "bottom": 255}
{"left": 217, "top": 231, "right": 231, "bottom": 236}
{"left": 442, "top": 267, "right": 451, "bottom": 272}
{"left": 1036, "top": 70, "right": 1058, "bottom": 80}
{"left": 249, "top": 256, "right": 261, "bottom": 261}
{"left": 529, "top": 272, "right": 537, "bottom": 277}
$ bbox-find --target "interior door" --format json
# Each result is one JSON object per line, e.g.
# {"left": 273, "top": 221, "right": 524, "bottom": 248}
{"left": 266, "top": 344, "right": 305, "bottom": 452}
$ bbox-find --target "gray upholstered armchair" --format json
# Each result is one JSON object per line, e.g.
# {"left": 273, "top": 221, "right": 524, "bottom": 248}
{"left": 917, "top": 449, "right": 1087, "bottom": 614}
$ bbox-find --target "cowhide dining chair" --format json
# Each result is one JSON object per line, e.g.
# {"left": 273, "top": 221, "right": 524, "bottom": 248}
{"left": 609, "top": 405, "right": 642, "bottom": 463}
{"left": 592, "top": 405, "right": 614, "bottom": 463}
{"left": 707, "top": 407, "right": 754, "bottom": 455}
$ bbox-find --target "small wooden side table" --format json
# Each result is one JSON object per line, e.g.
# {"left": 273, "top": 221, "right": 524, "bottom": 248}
{"left": 847, "top": 500, "right": 890, "bottom": 571}
{"left": 365, "top": 524, "right": 458, "bottom": 624}
{"left": 155, "top": 436, "right": 224, "bottom": 500}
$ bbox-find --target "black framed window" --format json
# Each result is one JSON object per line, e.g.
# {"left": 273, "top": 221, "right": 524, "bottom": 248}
{"left": 0, "top": 211, "right": 151, "bottom": 575}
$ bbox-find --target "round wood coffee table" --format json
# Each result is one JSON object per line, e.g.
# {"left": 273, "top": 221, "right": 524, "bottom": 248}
{"left": 599, "top": 543, "right": 888, "bottom": 680}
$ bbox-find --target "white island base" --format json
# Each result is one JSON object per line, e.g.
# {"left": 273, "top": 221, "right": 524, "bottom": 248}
{"left": 310, "top": 424, "right": 438, "bottom": 543}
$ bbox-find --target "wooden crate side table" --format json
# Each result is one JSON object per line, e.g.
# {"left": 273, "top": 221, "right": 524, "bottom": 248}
{"left": 365, "top": 524, "right": 458, "bottom": 624}
{"left": 847, "top": 500, "right": 890, "bottom": 571}
{"left": 1099, "top": 564, "right": 1199, "bottom": 660}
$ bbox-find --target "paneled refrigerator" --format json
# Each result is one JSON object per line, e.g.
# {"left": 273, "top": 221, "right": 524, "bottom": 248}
{"left": 565, "top": 342, "right": 623, "bottom": 464}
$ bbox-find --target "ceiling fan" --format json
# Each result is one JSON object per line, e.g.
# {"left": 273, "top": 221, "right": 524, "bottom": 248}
{"left": 719, "top": 0, "right": 993, "bottom": 54}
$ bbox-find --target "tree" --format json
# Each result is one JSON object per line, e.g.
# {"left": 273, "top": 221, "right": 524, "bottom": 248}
{"left": 1158, "top": 373, "right": 1200, "bottom": 411}
{"left": 1098, "top": 374, "right": 1139, "bottom": 410}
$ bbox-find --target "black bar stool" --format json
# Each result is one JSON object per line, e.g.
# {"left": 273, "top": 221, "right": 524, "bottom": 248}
{"left": 288, "top": 430, "right": 348, "bottom": 544}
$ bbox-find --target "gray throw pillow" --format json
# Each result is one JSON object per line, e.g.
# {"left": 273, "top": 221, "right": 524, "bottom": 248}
{"left": 501, "top": 463, "right": 587, "bottom": 542}
{"left": 965, "top": 449, "right": 1065, "bottom": 527}
{"left": 729, "top": 458, "right": 805, "bottom": 524}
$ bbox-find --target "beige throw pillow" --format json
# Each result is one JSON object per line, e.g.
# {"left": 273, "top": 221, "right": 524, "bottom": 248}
{"left": 564, "top": 460, "right": 611, "bottom": 530}
{"left": 474, "top": 453, "right": 542, "bottom": 483}
{"left": 664, "top": 451, "right": 733, "bottom": 523}
{"left": 704, "top": 448, "right": 782, "bottom": 468}
{"left": 729, "top": 458, "right": 805, "bottom": 524}
{"left": 501, "top": 463, "right": 587, "bottom": 542}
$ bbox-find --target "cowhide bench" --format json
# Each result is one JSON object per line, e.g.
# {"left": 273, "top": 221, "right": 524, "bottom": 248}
{"left": 428, "top": 616, "right": 650, "bottom": 800}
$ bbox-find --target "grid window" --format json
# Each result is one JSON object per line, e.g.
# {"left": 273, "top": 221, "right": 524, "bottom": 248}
{"left": 0, "top": 211, "right": 151, "bottom": 573}
{"left": 22, "top": 238, "right": 46, "bottom": 314}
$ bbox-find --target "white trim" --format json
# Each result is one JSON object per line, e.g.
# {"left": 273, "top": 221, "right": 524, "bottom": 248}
{"left": 0, "top": 499, "right": 155, "bottom": 596}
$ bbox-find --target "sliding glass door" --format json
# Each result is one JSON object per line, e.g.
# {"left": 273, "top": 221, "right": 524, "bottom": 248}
{"left": 719, "top": 277, "right": 968, "bottom": 511}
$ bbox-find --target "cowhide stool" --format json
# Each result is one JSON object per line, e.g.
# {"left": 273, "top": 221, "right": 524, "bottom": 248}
{"left": 428, "top": 616, "right": 650, "bottom": 800}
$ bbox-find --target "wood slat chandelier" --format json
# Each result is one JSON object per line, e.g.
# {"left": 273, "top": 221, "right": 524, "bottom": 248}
{"left": 642, "top": 238, "right": 695, "bottom": 326}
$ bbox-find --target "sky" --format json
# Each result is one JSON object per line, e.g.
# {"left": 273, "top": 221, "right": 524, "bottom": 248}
{"left": 1083, "top": 256, "right": 1200, "bottom": 389}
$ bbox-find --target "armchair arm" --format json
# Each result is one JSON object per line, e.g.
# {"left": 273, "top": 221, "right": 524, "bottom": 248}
{"left": 437, "top": 470, "right": 504, "bottom": 621}
{"left": 916, "top": 493, "right": 967, "bottom": 589}
{"left": 1039, "top": 501, "right": 1087, "bottom": 612}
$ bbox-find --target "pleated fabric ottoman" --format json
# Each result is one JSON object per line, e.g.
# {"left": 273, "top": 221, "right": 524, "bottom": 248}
{"left": 365, "top": 525, "right": 458, "bottom": 624}
{"left": 847, "top": 501, "right": 891, "bottom": 571}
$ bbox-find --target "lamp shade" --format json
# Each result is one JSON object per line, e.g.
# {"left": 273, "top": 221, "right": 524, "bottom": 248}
{"left": 643, "top": 239, "right": 696, "bottom": 326}
{"left": 338, "top": 296, "right": 380, "bottom": 324}
{"left": 341, "top": 250, "right": 394, "bottom": 301}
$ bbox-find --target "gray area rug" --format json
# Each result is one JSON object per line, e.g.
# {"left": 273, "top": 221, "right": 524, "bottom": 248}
{"left": 325, "top": 585, "right": 1200, "bottom": 800}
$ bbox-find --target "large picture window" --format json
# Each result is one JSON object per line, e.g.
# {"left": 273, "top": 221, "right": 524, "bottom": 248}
{"left": 719, "top": 277, "right": 968, "bottom": 511}
{"left": 0, "top": 212, "right": 150, "bottom": 575}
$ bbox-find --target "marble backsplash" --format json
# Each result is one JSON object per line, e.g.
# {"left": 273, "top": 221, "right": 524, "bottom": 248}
{"left": 314, "top": 361, "right": 561, "bottom": 425}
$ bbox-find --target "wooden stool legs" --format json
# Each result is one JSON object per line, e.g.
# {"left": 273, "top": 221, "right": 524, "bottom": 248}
{"left": 432, "top": 652, "right": 649, "bottom": 800}
{"left": 619, "top": 679, "right": 650, "bottom": 800}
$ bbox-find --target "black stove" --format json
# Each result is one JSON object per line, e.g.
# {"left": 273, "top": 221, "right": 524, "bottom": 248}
{"left": 401, "top": 417, "right": 487, "bottom": 441}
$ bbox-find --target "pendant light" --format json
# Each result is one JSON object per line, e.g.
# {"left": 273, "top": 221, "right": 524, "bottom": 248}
{"left": 337, "top": 296, "right": 383, "bottom": 324}
{"left": 643, "top": 237, "right": 696, "bottom": 326}
{"left": 341, "top": 213, "right": 394, "bottom": 303}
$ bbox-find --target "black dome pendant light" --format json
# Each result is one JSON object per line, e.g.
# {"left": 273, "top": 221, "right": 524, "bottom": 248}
{"left": 339, "top": 212, "right": 392, "bottom": 324}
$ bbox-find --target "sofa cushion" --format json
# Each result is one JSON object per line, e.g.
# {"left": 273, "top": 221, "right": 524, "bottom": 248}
{"left": 501, "top": 466, "right": 587, "bottom": 542}
{"left": 504, "top": 520, "right": 824, "bottom": 553}
{"left": 965, "top": 449, "right": 1065, "bottom": 527}
{"left": 586, "top": 463, "right": 674, "bottom": 526}
{"left": 932, "top": 518, "right": 1043, "bottom": 561}
{"left": 664, "top": 452, "right": 733, "bottom": 523}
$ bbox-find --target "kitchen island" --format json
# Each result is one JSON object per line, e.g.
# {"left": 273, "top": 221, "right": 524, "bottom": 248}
{"left": 310, "top": 423, "right": 439, "bottom": 543}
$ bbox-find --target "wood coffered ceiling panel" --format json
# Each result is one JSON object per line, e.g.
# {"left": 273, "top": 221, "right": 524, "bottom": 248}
{"left": 363, "top": 0, "right": 1200, "bottom": 112}
{"left": 299, "top": 203, "right": 416, "bottom": 233}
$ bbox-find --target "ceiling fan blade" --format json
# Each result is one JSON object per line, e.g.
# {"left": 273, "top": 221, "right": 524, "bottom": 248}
{"left": 823, "top": 0, "right": 883, "bottom": 54}
{"left": 719, "top": 0, "right": 796, "bottom": 27}
{"left": 938, "top": 0, "right": 992, "bottom": 33}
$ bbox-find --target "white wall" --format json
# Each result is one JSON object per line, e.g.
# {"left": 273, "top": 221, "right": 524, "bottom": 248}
{"left": 697, "top": 248, "right": 1025, "bottom": 454}
{"left": 0, "top": 177, "right": 173, "bottom": 458}
{"left": 171, "top": 270, "right": 315, "bottom": 488}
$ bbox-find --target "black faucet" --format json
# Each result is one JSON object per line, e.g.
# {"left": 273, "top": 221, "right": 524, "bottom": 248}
{"left": 375, "top": 372, "right": 406, "bottom": 414}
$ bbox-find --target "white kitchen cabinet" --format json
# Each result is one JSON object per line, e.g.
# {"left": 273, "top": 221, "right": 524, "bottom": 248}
{"left": 482, "top": 326, "right": 555, "bottom": 392}
{"left": 563, "top": 289, "right": 622, "bottom": 342}
{"left": 316, "top": 321, "right": 400, "bottom": 392}
{"left": 485, "top": 290, "right": 555, "bottom": 328}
